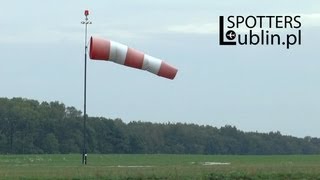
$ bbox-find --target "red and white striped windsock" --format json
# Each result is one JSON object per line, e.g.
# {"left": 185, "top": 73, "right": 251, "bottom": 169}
{"left": 89, "top": 36, "right": 178, "bottom": 80}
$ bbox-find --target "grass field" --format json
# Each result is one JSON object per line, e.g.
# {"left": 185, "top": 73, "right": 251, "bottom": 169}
{"left": 0, "top": 154, "right": 320, "bottom": 179}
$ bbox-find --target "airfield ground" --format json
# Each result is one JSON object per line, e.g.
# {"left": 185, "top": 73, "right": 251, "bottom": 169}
{"left": 0, "top": 154, "right": 320, "bottom": 179}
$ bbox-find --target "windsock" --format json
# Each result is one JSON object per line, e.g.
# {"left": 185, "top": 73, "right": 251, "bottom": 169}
{"left": 89, "top": 36, "right": 178, "bottom": 80}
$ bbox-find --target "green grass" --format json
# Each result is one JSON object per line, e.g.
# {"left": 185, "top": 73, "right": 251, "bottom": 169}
{"left": 0, "top": 154, "right": 320, "bottom": 179}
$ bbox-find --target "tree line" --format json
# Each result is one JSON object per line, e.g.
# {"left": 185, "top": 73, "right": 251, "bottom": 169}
{"left": 0, "top": 97, "right": 319, "bottom": 154}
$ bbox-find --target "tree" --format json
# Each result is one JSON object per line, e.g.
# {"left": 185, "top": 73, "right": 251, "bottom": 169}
{"left": 42, "top": 133, "right": 59, "bottom": 154}
{"left": 1, "top": 97, "right": 320, "bottom": 155}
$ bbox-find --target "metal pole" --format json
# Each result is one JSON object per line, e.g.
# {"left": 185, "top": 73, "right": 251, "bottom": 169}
{"left": 81, "top": 10, "right": 92, "bottom": 165}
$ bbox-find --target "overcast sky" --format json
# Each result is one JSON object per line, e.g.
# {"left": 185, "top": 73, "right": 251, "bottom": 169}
{"left": 1, "top": 0, "right": 320, "bottom": 137}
